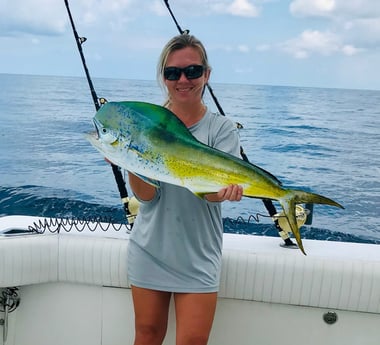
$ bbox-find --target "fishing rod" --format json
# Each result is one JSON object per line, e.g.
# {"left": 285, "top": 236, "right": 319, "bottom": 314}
{"left": 64, "top": 0, "right": 135, "bottom": 225}
{"left": 163, "top": 0, "right": 297, "bottom": 246}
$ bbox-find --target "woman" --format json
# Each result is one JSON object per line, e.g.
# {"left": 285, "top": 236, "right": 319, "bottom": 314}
{"left": 127, "top": 34, "right": 243, "bottom": 345}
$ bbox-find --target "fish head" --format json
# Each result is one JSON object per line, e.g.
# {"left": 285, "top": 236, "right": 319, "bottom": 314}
{"left": 85, "top": 102, "right": 134, "bottom": 163}
{"left": 93, "top": 102, "right": 136, "bottom": 142}
{"left": 87, "top": 102, "right": 140, "bottom": 149}
{"left": 85, "top": 101, "right": 157, "bottom": 171}
{"left": 86, "top": 100, "right": 201, "bottom": 179}
{"left": 92, "top": 116, "right": 120, "bottom": 145}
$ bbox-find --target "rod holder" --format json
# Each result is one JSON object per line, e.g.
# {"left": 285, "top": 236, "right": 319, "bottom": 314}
{"left": 1, "top": 287, "right": 21, "bottom": 344}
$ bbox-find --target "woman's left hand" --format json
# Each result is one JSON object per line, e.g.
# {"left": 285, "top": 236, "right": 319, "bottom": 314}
{"left": 205, "top": 184, "right": 243, "bottom": 202}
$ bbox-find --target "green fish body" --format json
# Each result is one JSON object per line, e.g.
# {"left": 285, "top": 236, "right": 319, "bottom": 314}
{"left": 86, "top": 101, "right": 344, "bottom": 255}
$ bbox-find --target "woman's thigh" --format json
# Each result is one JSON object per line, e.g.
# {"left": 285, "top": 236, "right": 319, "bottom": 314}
{"left": 131, "top": 285, "right": 172, "bottom": 344}
{"left": 174, "top": 292, "right": 218, "bottom": 345}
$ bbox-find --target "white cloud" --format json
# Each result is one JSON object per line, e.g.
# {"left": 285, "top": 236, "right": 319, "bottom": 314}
{"left": 0, "top": 0, "right": 262, "bottom": 38}
{"left": 330, "top": 1, "right": 380, "bottom": 19}
{"left": 290, "top": 0, "right": 380, "bottom": 19}
{"left": 0, "top": 0, "right": 67, "bottom": 36}
{"left": 211, "top": 43, "right": 252, "bottom": 53}
{"left": 341, "top": 45, "right": 361, "bottom": 56}
{"left": 343, "top": 17, "right": 380, "bottom": 47}
{"left": 0, "top": 0, "right": 141, "bottom": 36}
{"left": 256, "top": 44, "right": 270, "bottom": 52}
{"left": 286, "top": 0, "right": 380, "bottom": 58}
{"left": 147, "top": 0, "right": 261, "bottom": 18}
{"left": 227, "top": 0, "right": 260, "bottom": 17}
{"left": 238, "top": 44, "right": 250, "bottom": 53}
{"left": 290, "top": 0, "right": 336, "bottom": 18}
{"left": 280, "top": 29, "right": 360, "bottom": 58}
{"left": 211, "top": 0, "right": 260, "bottom": 17}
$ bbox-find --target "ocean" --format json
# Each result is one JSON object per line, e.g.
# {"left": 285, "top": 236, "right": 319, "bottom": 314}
{"left": 0, "top": 73, "right": 379, "bottom": 243}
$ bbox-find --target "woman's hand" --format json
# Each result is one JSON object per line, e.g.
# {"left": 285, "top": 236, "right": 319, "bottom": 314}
{"left": 205, "top": 184, "right": 243, "bottom": 202}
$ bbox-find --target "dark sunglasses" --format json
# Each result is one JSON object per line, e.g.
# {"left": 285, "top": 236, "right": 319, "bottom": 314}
{"left": 163, "top": 65, "right": 205, "bottom": 81}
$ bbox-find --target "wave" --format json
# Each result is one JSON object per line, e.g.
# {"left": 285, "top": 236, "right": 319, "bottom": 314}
{"left": 0, "top": 185, "right": 126, "bottom": 223}
{"left": 223, "top": 217, "right": 379, "bottom": 244}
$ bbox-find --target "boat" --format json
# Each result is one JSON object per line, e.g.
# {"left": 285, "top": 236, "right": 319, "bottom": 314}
{"left": 1, "top": 214, "right": 379, "bottom": 345}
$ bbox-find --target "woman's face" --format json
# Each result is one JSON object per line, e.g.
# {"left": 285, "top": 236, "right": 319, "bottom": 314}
{"left": 164, "top": 46, "right": 210, "bottom": 106}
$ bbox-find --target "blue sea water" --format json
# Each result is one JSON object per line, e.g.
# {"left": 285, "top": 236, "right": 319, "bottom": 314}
{"left": 0, "top": 73, "right": 379, "bottom": 243}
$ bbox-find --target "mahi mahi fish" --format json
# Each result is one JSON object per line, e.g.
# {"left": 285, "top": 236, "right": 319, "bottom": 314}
{"left": 86, "top": 101, "right": 344, "bottom": 255}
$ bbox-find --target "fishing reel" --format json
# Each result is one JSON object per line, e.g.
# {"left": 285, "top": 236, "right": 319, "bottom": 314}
{"left": 272, "top": 205, "right": 309, "bottom": 240}
{"left": 124, "top": 196, "right": 140, "bottom": 226}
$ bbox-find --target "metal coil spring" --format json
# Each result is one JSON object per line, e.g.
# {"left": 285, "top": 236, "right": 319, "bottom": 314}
{"left": 27, "top": 217, "right": 132, "bottom": 234}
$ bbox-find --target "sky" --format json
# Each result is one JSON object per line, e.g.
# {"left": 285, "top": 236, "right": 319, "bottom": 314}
{"left": 1, "top": 0, "right": 380, "bottom": 90}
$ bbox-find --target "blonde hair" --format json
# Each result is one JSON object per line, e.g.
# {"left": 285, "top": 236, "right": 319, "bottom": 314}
{"left": 157, "top": 34, "right": 211, "bottom": 106}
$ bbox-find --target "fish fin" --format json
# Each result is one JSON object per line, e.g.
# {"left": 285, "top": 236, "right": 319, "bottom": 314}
{"left": 279, "top": 189, "right": 344, "bottom": 255}
{"left": 279, "top": 197, "right": 306, "bottom": 255}
{"left": 292, "top": 190, "right": 344, "bottom": 209}
{"left": 248, "top": 162, "right": 283, "bottom": 186}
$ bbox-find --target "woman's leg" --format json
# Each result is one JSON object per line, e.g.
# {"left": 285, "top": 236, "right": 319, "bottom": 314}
{"left": 174, "top": 292, "right": 218, "bottom": 345}
{"left": 131, "top": 285, "right": 172, "bottom": 345}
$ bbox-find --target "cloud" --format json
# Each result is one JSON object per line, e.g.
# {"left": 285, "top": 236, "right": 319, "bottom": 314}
{"left": 256, "top": 44, "right": 270, "bottom": 52}
{"left": 237, "top": 44, "right": 250, "bottom": 53}
{"left": 341, "top": 44, "right": 361, "bottom": 56}
{"left": 149, "top": 0, "right": 261, "bottom": 18}
{"left": 280, "top": 29, "right": 361, "bottom": 58}
{"left": 211, "top": 43, "right": 251, "bottom": 53}
{"left": 285, "top": 0, "right": 380, "bottom": 57}
{"left": 0, "top": 0, "right": 67, "bottom": 36}
{"left": 211, "top": 0, "right": 260, "bottom": 17}
{"left": 338, "top": 1, "right": 380, "bottom": 19}
{"left": 290, "top": 0, "right": 336, "bottom": 18}
{"left": 0, "top": 0, "right": 263, "bottom": 39}
{"left": 343, "top": 17, "right": 380, "bottom": 48}
{"left": 290, "top": 0, "right": 380, "bottom": 19}
{"left": 226, "top": 0, "right": 260, "bottom": 17}
{"left": 0, "top": 0, "right": 142, "bottom": 37}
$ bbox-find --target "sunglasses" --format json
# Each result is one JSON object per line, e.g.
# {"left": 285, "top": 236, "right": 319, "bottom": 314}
{"left": 163, "top": 65, "right": 205, "bottom": 81}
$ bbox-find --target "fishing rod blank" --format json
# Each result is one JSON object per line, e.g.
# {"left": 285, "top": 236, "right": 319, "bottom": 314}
{"left": 64, "top": 0, "right": 135, "bottom": 224}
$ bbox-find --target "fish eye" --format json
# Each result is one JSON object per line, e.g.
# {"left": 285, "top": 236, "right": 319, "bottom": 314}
{"left": 99, "top": 127, "right": 118, "bottom": 144}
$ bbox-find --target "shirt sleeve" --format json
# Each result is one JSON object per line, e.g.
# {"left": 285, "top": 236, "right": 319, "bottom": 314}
{"left": 212, "top": 116, "right": 241, "bottom": 158}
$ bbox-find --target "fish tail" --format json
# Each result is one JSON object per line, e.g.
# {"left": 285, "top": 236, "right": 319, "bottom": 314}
{"left": 279, "top": 190, "right": 344, "bottom": 255}
{"left": 290, "top": 190, "right": 344, "bottom": 209}
{"left": 279, "top": 198, "right": 306, "bottom": 255}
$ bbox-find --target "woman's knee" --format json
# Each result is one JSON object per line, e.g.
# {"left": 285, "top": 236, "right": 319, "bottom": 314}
{"left": 135, "top": 323, "right": 167, "bottom": 345}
